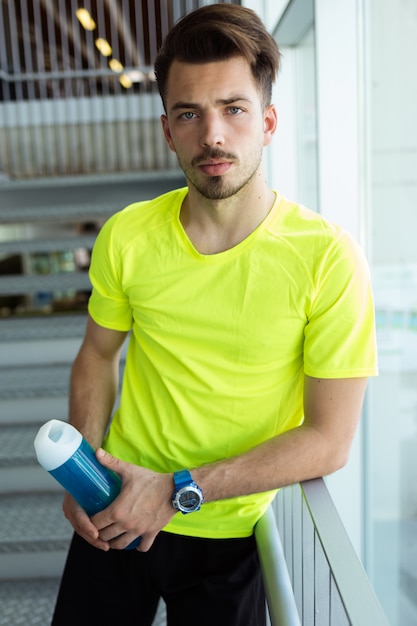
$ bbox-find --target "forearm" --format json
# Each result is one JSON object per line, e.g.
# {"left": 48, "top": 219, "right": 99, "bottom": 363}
{"left": 193, "top": 424, "right": 339, "bottom": 502}
{"left": 193, "top": 376, "right": 368, "bottom": 503}
{"left": 68, "top": 344, "right": 120, "bottom": 448}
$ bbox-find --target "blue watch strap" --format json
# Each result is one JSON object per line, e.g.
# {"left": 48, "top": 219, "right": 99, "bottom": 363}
{"left": 172, "top": 469, "right": 203, "bottom": 514}
{"left": 173, "top": 469, "right": 193, "bottom": 489}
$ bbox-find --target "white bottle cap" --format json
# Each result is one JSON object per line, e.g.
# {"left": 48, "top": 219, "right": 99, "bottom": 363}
{"left": 34, "top": 419, "right": 83, "bottom": 471}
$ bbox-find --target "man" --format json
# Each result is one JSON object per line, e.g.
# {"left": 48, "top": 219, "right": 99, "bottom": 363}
{"left": 51, "top": 4, "right": 378, "bottom": 626}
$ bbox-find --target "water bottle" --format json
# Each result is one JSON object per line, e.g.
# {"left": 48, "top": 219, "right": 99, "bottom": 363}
{"left": 34, "top": 419, "right": 140, "bottom": 549}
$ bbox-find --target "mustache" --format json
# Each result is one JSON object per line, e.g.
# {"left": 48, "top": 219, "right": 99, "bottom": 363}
{"left": 192, "top": 148, "right": 237, "bottom": 167}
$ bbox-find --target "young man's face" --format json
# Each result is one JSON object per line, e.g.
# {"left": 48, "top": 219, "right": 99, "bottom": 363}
{"left": 161, "top": 56, "right": 277, "bottom": 201}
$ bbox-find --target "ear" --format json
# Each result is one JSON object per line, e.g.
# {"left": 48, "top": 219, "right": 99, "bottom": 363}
{"left": 263, "top": 104, "right": 278, "bottom": 147}
{"left": 161, "top": 115, "right": 176, "bottom": 153}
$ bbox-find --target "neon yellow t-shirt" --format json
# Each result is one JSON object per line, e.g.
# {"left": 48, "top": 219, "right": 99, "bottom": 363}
{"left": 88, "top": 187, "right": 378, "bottom": 538}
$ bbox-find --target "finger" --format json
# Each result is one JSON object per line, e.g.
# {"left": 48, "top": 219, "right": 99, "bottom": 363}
{"left": 72, "top": 512, "right": 111, "bottom": 551}
{"left": 107, "top": 531, "right": 141, "bottom": 551}
{"left": 64, "top": 498, "right": 95, "bottom": 535}
{"left": 75, "top": 512, "right": 111, "bottom": 547}
{"left": 136, "top": 532, "right": 158, "bottom": 553}
{"left": 62, "top": 491, "right": 111, "bottom": 551}
{"left": 96, "top": 448, "right": 119, "bottom": 469}
{"left": 96, "top": 447, "right": 121, "bottom": 472}
{"left": 86, "top": 535, "right": 111, "bottom": 551}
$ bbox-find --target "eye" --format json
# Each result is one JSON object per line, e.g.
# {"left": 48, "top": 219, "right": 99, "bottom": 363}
{"left": 180, "top": 111, "right": 197, "bottom": 120}
{"left": 227, "top": 106, "right": 243, "bottom": 115}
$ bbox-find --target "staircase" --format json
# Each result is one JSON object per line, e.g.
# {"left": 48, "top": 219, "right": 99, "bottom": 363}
{"left": 0, "top": 313, "right": 166, "bottom": 625}
{"left": 0, "top": 174, "right": 183, "bottom": 625}
{"left": 0, "top": 314, "right": 84, "bottom": 625}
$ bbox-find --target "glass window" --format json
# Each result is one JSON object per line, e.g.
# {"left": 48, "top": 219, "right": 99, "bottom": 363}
{"left": 365, "top": 0, "right": 417, "bottom": 624}
{"left": 292, "top": 27, "right": 318, "bottom": 212}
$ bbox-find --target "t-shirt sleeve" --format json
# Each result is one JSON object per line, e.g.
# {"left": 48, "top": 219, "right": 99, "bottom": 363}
{"left": 304, "top": 231, "right": 378, "bottom": 378}
{"left": 87, "top": 214, "right": 133, "bottom": 331}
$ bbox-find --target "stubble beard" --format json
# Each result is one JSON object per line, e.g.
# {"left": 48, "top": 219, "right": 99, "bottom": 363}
{"left": 177, "top": 147, "right": 263, "bottom": 201}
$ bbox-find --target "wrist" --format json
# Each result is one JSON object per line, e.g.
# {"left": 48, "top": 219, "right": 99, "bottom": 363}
{"left": 172, "top": 469, "right": 204, "bottom": 514}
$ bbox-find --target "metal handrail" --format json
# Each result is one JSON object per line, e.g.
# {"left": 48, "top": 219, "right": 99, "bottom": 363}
{"left": 256, "top": 479, "right": 390, "bottom": 626}
{"left": 299, "top": 478, "right": 390, "bottom": 626}
{"left": 255, "top": 506, "right": 301, "bottom": 626}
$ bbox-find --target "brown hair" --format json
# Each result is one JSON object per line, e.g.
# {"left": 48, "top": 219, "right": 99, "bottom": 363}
{"left": 154, "top": 4, "right": 281, "bottom": 109}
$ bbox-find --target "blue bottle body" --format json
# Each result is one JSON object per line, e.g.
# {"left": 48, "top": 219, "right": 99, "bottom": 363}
{"left": 49, "top": 437, "right": 122, "bottom": 516}
{"left": 47, "top": 434, "right": 140, "bottom": 549}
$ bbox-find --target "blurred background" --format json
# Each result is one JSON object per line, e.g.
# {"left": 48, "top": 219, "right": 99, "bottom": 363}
{"left": 0, "top": 1, "right": 416, "bottom": 625}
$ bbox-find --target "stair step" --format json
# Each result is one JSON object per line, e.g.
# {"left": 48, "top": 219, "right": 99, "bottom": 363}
{"left": 0, "top": 314, "right": 87, "bottom": 343}
{"left": 0, "top": 423, "right": 44, "bottom": 468}
{"left": 0, "top": 364, "right": 72, "bottom": 400}
{"left": 0, "top": 422, "right": 63, "bottom": 493}
{"left": 0, "top": 396, "right": 68, "bottom": 426}
{"left": 0, "top": 361, "right": 124, "bottom": 401}
{"left": 0, "top": 577, "right": 61, "bottom": 626}
{"left": 0, "top": 492, "right": 72, "bottom": 579}
{"left": 0, "top": 492, "right": 70, "bottom": 548}
{"left": 0, "top": 466, "right": 60, "bottom": 494}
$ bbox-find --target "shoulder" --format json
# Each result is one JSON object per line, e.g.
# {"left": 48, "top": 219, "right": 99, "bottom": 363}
{"left": 267, "top": 194, "right": 370, "bottom": 280}
{"left": 268, "top": 194, "right": 355, "bottom": 259}
{"left": 271, "top": 194, "right": 342, "bottom": 238}
{"left": 100, "top": 187, "right": 188, "bottom": 241}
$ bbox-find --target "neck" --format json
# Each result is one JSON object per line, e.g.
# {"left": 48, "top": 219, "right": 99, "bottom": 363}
{"left": 180, "top": 177, "right": 275, "bottom": 255}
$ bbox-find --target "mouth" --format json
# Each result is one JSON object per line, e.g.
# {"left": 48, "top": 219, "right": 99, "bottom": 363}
{"left": 198, "top": 161, "right": 232, "bottom": 177}
{"left": 192, "top": 150, "right": 236, "bottom": 177}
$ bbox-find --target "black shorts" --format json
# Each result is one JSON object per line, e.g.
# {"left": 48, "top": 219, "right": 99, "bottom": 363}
{"left": 51, "top": 531, "right": 266, "bottom": 626}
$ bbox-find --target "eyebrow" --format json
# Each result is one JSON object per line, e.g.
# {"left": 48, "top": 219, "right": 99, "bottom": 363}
{"left": 170, "top": 95, "right": 253, "bottom": 113}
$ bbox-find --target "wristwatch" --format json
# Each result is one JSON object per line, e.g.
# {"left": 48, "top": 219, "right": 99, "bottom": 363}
{"left": 172, "top": 469, "right": 204, "bottom": 514}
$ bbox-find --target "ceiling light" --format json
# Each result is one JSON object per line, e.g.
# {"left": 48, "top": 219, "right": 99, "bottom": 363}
{"left": 95, "top": 38, "right": 112, "bottom": 57}
{"left": 119, "top": 74, "right": 133, "bottom": 89}
{"left": 75, "top": 8, "right": 96, "bottom": 31}
{"left": 126, "top": 70, "right": 145, "bottom": 83}
{"left": 109, "top": 58, "right": 123, "bottom": 73}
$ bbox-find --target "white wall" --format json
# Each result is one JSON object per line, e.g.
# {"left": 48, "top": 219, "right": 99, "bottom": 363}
{"left": 314, "top": 0, "right": 362, "bottom": 238}
{"left": 243, "top": 0, "right": 290, "bottom": 30}
{"left": 313, "top": 0, "right": 365, "bottom": 556}
{"left": 266, "top": 47, "right": 298, "bottom": 199}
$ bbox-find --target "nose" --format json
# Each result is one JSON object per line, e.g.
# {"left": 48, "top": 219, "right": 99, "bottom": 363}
{"left": 200, "top": 112, "right": 225, "bottom": 148}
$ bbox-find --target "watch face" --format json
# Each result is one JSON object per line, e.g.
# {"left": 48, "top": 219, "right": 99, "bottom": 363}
{"left": 177, "top": 486, "right": 202, "bottom": 512}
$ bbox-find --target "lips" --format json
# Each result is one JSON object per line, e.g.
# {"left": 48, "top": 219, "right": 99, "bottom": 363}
{"left": 198, "top": 161, "right": 232, "bottom": 176}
